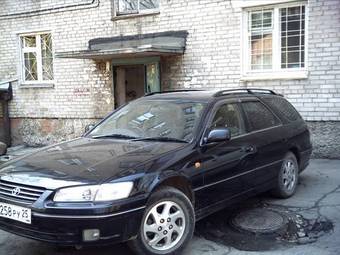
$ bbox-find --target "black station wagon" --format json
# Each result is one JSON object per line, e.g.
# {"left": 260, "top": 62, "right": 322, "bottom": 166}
{"left": 0, "top": 89, "right": 312, "bottom": 255}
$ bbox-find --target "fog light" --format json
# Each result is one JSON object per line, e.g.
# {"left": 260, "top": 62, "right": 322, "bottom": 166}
{"left": 83, "top": 229, "right": 100, "bottom": 242}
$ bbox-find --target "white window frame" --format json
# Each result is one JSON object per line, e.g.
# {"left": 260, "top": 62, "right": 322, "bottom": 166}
{"left": 241, "top": 1, "right": 308, "bottom": 81}
{"left": 232, "top": 0, "right": 300, "bottom": 8}
{"left": 114, "top": 0, "right": 160, "bottom": 17}
{"left": 19, "top": 31, "right": 54, "bottom": 85}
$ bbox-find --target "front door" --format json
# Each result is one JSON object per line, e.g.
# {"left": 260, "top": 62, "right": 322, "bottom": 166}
{"left": 197, "top": 101, "right": 258, "bottom": 210}
{"left": 114, "top": 61, "right": 161, "bottom": 108}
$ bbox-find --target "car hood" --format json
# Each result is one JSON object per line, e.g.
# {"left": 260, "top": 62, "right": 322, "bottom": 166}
{"left": 0, "top": 137, "right": 185, "bottom": 190}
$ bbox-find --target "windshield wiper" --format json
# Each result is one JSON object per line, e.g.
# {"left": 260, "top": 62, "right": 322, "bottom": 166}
{"left": 91, "top": 134, "right": 137, "bottom": 139}
{"left": 133, "top": 137, "right": 188, "bottom": 143}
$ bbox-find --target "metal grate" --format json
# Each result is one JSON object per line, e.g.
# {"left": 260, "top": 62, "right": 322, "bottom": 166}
{"left": 280, "top": 5, "right": 306, "bottom": 69}
{"left": 0, "top": 180, "right": 45, "bottom": 204}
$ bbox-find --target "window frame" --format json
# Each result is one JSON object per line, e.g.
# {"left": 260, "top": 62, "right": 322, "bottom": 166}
{"left": 18, "top": 31, "right": 54, "bottom": 86}
{"left": 241, "top": 1, "right": 308, "bottom": 81}
{"left": 209, "top": 103, "right": 246, "bottom": 138}
{"left": 200, "top": 100, "right": 246, "bottom": 145}
{"left": 248, "top": 9, "right": 274, "bottom": 71}
{"left": 112, "top": 0, "right": 160, "bottom": 18}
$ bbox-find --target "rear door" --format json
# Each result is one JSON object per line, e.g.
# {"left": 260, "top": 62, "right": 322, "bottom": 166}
{"left": 239, "top": 99, "right": 285, "bottom": 189}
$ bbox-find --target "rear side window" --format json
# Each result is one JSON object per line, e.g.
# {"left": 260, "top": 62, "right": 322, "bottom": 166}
{"left": 262, "top": 96, "right": 302, "bottom": 122}
{"left": 242, "top": 101, "right": 281, "bottom": 132}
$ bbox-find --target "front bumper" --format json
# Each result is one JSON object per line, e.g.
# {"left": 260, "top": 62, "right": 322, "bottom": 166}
{"left": 0, "top": 198, "right": 146, "bottom": 246}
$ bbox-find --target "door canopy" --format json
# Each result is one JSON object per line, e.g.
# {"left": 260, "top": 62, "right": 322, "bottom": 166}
{"left": 56, "top": 31, "right": 188, "bottom": 60}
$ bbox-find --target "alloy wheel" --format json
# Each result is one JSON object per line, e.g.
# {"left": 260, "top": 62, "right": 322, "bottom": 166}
{"left": 282, "top": 160, "right": 296, "bottom": 191}
{"left": 142, "top": 201, "right": 186, "bottom": 251}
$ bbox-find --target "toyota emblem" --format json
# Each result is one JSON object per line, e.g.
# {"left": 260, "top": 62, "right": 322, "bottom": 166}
{"left": 12, "top": 187, "right": 21, "bottom": 196}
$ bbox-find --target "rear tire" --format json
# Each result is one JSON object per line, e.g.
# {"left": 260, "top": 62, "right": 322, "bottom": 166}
{"left": 128, "top": 187, "right": 195, "bottom": 255}
{"left": 271, "top": 152, "right": 299, "bottom": 198}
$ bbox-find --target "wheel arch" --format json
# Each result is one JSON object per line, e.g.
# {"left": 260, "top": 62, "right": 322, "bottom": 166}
{"left": 288, "top": 146, "right": 301, "bottom": 166}
{"left": 150, "top": 175, "right": 195, "bottom": 205}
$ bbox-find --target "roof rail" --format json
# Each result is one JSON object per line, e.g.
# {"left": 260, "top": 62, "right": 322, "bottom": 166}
{"left": 213, "top": 88, "right": 279, "bottom": 97}
{"left": 145, "top": 89, "right": 205, "bottom": 96}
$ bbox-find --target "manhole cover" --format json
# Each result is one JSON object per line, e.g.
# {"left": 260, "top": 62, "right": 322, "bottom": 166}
{"left": 231, "top": 208, "right": 286, "bottom": 234}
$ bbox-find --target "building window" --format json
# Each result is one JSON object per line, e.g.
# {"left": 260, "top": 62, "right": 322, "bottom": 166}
{"left": 249, "top": 9, "right": 273, "bottom": 70}
{"left": 20, "top": 33, "right": 54, "bottom": 83}
{"left": 243, "top": 3, "right": 307, "bottom": 80}
{"left": 280, "top": 6, "right": 305, "bottom": 69}
{"left": 116, "top": 0, "right": 159, "bottom": 16}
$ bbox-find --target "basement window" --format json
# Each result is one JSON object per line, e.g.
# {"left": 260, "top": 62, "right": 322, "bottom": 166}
{"left": 19, "top": 32, "right": 54, "bottom": 85}
{"left": 115, "top": 0, "right": 159, "bottom": 16}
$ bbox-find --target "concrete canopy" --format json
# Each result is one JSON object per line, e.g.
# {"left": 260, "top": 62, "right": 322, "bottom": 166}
{"left": 56, "top": 30, "right": 188, "bottom": 60}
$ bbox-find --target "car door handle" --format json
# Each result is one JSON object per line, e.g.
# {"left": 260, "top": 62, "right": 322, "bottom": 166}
{"left": 243, "top": 145, "right": 257, "bottom": 153}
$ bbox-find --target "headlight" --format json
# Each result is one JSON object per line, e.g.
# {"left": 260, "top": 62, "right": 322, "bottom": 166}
{"left": 95, "top": 182, "right": 134, "bottom": 202}
{"left": 53, "top": 182, "right": 134, "bottom": 202}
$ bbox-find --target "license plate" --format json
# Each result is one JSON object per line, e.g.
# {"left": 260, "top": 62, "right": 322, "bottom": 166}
{"left": 0, "top": 202, "right": 31, "bottom": 224}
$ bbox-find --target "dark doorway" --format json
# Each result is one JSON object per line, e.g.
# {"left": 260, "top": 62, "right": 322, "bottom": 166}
{"left": 113, "top": 62, "right": 160, "bottom": 108}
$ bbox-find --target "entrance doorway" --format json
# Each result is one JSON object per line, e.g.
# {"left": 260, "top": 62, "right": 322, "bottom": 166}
{"left": 113, "top": 61, "right": 160, "bottom": 108}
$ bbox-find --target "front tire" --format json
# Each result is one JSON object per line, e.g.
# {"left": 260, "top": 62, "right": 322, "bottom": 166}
{"left": 128, "top": 187, "right": 195, "bottom": 255}
{"left": 272, "top": 152, "right": 299, "bottom": 198}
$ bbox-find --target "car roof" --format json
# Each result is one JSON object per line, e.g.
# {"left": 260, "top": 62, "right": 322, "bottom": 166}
{"left": 143, "top": 89, "right": 282, "bottom": 103}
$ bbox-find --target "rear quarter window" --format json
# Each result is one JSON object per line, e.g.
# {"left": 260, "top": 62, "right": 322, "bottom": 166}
{"left": 262, "top": 96, "right": 302, "bottom": 122}
{"left": 242, "top": 101, "right": 281, "bottom": 132}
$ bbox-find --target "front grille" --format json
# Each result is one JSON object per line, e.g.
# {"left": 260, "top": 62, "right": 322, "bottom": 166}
{"left": 0, "top": 180, "right": 46, "bottom": 204}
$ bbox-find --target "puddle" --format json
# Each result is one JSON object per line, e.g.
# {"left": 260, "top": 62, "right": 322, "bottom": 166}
{"left": 195, "top": 201, "right": 334, "bottom": 251}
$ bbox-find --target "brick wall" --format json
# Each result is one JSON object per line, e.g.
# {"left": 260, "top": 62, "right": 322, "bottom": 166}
{"left": 0, "top": 0, "right": 339, "bottom": 156}
{"left": 0, "top": 0, "right": 113, "bottom": 120}
{"left": 0, "top": 0, "right": 90, "bottom": 16}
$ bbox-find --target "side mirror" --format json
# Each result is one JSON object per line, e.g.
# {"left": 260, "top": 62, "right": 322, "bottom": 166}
{"left": 85, "top": 123, "right": 96, "bottom": 133}
{"left": 205, "top": 128, "right": 231, "bottom": 144}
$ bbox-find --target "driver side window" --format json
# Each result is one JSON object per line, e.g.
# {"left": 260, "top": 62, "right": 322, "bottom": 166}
{"left": 211, "top": 103, "right": 245, "bottom": 137}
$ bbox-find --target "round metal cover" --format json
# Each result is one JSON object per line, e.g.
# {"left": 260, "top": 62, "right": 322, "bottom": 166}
{"left": 231, "top": 208, "right": 286, "bottom": 234}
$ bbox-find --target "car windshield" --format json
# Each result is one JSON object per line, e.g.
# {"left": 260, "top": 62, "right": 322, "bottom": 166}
{"left": 87, "top": 99, "right": 206, "bottom": 143}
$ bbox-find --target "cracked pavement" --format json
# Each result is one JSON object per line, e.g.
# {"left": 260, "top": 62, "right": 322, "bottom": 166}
{"left": 0, "top": 159, "right": 339, "bottom": 255}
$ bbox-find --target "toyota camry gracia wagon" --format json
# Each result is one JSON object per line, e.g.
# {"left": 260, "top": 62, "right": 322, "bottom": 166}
{"left": 0, "top": 89, "right": 312, "bottom": 255}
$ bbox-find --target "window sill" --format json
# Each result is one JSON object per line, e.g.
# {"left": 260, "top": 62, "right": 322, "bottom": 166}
{"left": 241, "top": 71, "right": 308, "bottom": 81}
{"left": 20, "top": 83, "right": 54, "bottom": 89}
{"left": 112, "top": 11, "right": 160, "bottom": 21}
